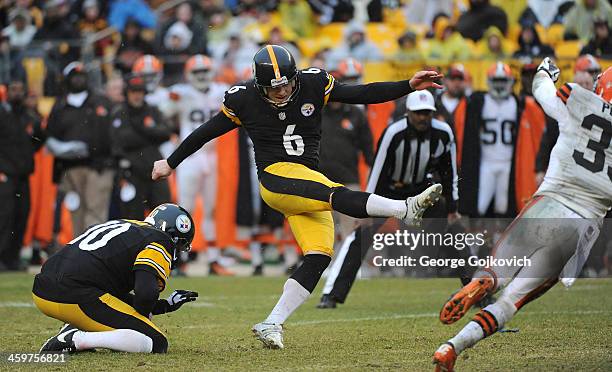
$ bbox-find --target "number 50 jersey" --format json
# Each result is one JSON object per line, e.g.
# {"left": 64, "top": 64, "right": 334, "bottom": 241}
{"left": 220, "top": 68, "right": 335, "bottom": 173}
{"left": 535, "top": 81, "right": 612, "bottom": 218}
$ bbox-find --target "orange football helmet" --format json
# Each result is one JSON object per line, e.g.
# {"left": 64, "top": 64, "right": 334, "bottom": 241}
{"left": 185, "top": 54, "right": 213, "bottom": 91}
{"left": 335, "top": 57, "right": 363, "bottom": 81}
{"left": 574, "top": 54, "right": 601, "bottom": 75}
{"left": 594, "top": 66, "right": 612, "bottom": 102}
{"left": 132, "top": 55, "right": 163, "bottom": 92}
{"left": 487, "top": 61, "right": 514, "bottom": 99}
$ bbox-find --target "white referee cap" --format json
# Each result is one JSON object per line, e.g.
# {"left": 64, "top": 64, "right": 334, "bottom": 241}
{"left": 406, "top": 90, "right": 436, "bottom": 112}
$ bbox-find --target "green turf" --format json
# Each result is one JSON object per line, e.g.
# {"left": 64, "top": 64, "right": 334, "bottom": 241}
{"left": 0, "top": 273, "right": 610, "bottom": 371}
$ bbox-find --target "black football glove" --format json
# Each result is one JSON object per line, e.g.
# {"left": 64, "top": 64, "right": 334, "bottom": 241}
{"left": 152, "top": 290, "right": 198, "bottom": 315}
{"left": 537, "top": 57, "right": 560, "bottom": 83}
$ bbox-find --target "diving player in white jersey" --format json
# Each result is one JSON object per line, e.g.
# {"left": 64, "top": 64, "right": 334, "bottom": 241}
{"left": 163, "top": 54, "right": 231, "bottom": 275}
{"left": 433, "top": 58, "right": 612, "bottom": 371}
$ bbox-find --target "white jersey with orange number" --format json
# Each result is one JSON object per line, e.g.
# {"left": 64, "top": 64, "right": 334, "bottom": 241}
{"left": 532, "top": 71, "right": 612, "bottom": 218}
{"left": 163, "top": 82, "right": 228, "bottom": 154}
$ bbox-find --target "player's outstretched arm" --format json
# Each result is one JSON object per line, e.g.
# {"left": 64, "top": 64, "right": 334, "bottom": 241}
{"left": 329, "top": 70, "right": 443, "bottom": 105}
{"left": 533, "top": 57, "right": 568, "bottom": 123}
{"left": 152, "top": 112, "right": 239, "bottom": 180}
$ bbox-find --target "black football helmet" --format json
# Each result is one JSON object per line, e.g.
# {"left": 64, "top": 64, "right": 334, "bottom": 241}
{"left": 252, "top": 44, "right": 300, "bottom": 107}
{"left": 145, "top": 203, "right": 195, "bottom": 252}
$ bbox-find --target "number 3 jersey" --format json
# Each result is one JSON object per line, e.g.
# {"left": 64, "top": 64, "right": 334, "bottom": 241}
{"left": 33, "top": 220, "right": 174, "bottom": 302}
{"left": 220, "top": 68, "right": 335, "bottom": 173}
{"left": 533, "top": 73, "right": 612, "bottom": 218}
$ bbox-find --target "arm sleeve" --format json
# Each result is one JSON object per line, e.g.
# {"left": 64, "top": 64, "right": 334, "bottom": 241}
{"left": 329, "top": 80, "right": 414, "bottom": 105}
{"left": 167, "top": 111, "right": 239, "bottom": 169}
{"left": 133, "top": 270, "right": 159, "bottom": 317}
{"left": 532, "top": 71, "right": 569, "bottom": 123}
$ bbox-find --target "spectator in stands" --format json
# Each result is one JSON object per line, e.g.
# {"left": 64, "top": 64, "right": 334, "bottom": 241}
{"left": 513, "top": 25, "right": 555, "bottom": 59}
{"left": 392, "top": 31, "right": 424, "bottom": 63}
{"left": 319, "top": 58, "right": 373, "bottom": 245}
{"left": 45, "top": 62, "right": 114, "bottom": 236}
{"left": 77, "top": 0, "right": 112, "bottom": 57}
{"left": 194, "top": 0, "right": 222, "bottom": 24}
{"left": 456, "top": 0, "right": 508, "bottom": 41}
{"left": 0, "top": 76, "right": 44, "bottom": 271}
{"left": 2, "top": 8, "right": 36, "bottom": 51}
{"left": 214, "top": 33, "right": 258, "bottom": 83}
{"left": 580, "top": 18, "right": 612, "bottom": 58}
{"left": 519, "top": 0, "right": 574, "bottom": 28}
{"left": 425, "top": 16, "right": 472, "bottom": 62}
{"left": 115, "top": 18, "right": 154, "bottom": 75}
{"left": 279, "top": 0, "right": 315, "bottom": 38}
{"left": 157, "top": 2, "right": 207, "bottom": 55}
{"left": 110, "top": 75, "right": 171, "bottom": 219}
{"left": 403, "top": 0, "right": 455, "bottom": 27}
{"left": 267, "top": 26, "right": 301, "bottom": 62}
{"left": 476, "top": 26, "right": 512, "bottom": 59}
{"left": 160, "top": 21, "right": 193, "bottom": 84}
{"left": 309, "top": 0, "right": 354, "bottom": 24}
{"left": 34, "top": 0, "right": 79, "bottom": 70}
{"left": 563, "top": 0, "right": 612, "bottom": 42}
{"left": 108, "top": 0, "right": 156, "bottom": 32}
{"left": 325, "top": 22, "right": 382, "bottom": 70}
{"left": 7, "top": 0, "right": 44, "bottom": 29}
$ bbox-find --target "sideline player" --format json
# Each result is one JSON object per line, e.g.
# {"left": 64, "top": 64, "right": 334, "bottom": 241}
{"left": 432, "top": 58, "right": 612, "bottom": 371}
{"left": 152, "top": 45, "right": 444, "bottom": 349}
{"left": 33, "top": 204, "right": 198, "bottom": 354}
{"left": 163, "top": 54, "right": 232, "bottom": 275}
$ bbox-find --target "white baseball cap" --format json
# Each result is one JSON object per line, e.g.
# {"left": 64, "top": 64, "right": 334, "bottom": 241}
{"left": 406, "top": 90, "right": 436, "bottom": 112}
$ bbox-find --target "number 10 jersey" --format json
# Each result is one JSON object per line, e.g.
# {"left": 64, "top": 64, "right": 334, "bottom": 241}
{"left": 220, "top": 68, "right": 335, "bottom": 173}
{"left": 535, "top": 81, "right": 612, "bottom": 218}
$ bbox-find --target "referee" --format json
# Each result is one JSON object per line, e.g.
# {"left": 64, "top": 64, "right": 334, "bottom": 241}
{"left": 318, "top": 90, "right": 460, "bottom": 308}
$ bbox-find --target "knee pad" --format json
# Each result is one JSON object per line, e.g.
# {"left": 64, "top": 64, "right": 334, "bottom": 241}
{"left": 290, "top": 254, "right": 332, "bottom": 293}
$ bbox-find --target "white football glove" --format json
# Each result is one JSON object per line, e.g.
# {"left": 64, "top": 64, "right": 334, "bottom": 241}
{"left": 537, "top": 57, "right": 560, "bottom": 83}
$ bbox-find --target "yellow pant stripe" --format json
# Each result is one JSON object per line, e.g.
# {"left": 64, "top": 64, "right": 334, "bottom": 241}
{"left": 98, "top": 293, "right": 165, "bottom": 335}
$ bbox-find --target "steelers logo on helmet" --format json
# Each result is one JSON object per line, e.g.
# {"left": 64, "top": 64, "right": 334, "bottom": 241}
{"left": 253, "top": 44, "right": 300, "bottom": 108}
{"left": 145, "top": 203, "right": 195, "bottom": 252}
{"left": 176, "top": 214, "right": 192, "bottom": 234}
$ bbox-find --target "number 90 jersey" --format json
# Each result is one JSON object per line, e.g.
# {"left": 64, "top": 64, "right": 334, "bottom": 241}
{"left": 220, "top": 68, "right": 335, "bottom": 173}
{"left": 535, "top": 82, "right": 612, "bottom": 218}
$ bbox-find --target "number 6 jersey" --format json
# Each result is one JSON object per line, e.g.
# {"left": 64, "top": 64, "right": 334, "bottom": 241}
{"left": 220, "top": 68, "right": 335, "bottom": 172}
{"left": 533, "top": 72, "right": 612, "bottom": 218}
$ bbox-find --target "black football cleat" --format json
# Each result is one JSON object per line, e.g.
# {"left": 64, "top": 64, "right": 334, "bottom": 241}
{"left": 40, "top": 324, "right": 78, "bottom": 353}
{"left": 316, "top": 294, "right": 337, "bottom": 309}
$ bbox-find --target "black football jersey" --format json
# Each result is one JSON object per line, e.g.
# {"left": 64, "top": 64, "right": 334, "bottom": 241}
{"left": 221, "top": 68, "right": 335, "bottom": 173}
{"left": 39, "top": 220, "right": 174, "bottom": 299}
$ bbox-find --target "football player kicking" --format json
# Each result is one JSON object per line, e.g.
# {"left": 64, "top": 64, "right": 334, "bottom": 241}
{"left": 433, "top": 58, "right": 612, "bottom": 371}
{"left": 152, "top": 45, "right": 444, "bottom": 349}
{"left": 33, "top": 204, "right": 198, "bottom": 354}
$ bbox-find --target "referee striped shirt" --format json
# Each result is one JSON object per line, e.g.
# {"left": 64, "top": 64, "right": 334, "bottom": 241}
{"left": 366, "top": 117, "right": 459, "bottom": 212}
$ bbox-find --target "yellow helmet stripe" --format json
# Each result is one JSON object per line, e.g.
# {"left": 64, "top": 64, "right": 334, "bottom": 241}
{"left": 266, "top": 45, "right": 281, "bottom": 80}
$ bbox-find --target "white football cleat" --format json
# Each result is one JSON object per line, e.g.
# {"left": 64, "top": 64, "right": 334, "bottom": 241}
{"left": 403, "top": 183, "right": 442, "bottom": 226}
{"left": 252, "top": 322, "right": 284, "bottom": 349}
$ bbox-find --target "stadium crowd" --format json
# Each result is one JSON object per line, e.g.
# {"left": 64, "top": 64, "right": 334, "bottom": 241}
{"left": 0, "top": 0, "right": 610, "bottom": 276}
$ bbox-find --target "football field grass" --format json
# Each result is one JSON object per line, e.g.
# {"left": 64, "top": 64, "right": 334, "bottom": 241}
{"left": 0, "top": 273, "right": 610, "bottom": 371}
